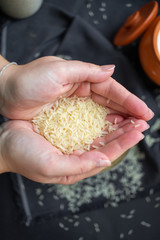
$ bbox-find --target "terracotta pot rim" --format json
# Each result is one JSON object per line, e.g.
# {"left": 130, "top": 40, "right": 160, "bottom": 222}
{"left": 113, "top": 1, "right": 159, "bottom": 46}
{"left": 153, "top": 17, "right": 160, "bottom": 61}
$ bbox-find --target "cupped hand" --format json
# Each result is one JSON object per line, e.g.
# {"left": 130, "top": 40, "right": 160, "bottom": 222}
{"left": 0, "top": 56, "right": 154, "bottom": 184}
{"left": 0, "top": 118, "right": 148, "bottom": 184}
{"left": 0, "top": 56, "right": 114, "bottom": 120}
{"left": 0, "top": 56, "right": 154, "bottom": 121}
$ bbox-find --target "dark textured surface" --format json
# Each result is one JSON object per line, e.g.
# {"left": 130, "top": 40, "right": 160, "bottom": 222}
{"left": 0, "top": 0, "right": 160, "bottom": 239}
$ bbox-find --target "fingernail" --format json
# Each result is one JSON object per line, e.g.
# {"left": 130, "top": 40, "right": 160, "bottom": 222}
{"left": 101, "top": 65, "right": 115, "bottom": 71}
{"left": 140, "top": 133, "right": 145, "bottom": 140}
{"left": 146, "top": 124, "right": 150, "bottom": 130}
{"left": 149, "top": 109, "right": 154, "bottom": 118}
{"left": 96, "top": 158, "right": 112, "bottom": 167}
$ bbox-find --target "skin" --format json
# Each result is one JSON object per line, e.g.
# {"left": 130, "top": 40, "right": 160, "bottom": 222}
{"left": 0, "top": 56, "right": 154, "bottom": 184}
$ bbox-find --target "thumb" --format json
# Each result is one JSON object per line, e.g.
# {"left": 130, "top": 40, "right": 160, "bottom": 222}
{"left": 54, "top": 60, "right": 115, "bottom": 84}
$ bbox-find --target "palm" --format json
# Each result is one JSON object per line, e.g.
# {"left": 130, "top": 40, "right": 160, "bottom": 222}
{"left": 1, "top": 115, "right": 147, "bottom": 184}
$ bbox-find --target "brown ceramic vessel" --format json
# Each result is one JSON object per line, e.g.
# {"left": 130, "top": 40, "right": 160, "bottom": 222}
{"left": 139, "top": 16, "right": 160, "bottom": 85}
{"left": 114, "top": 1, "right": 160, "bottom": 85}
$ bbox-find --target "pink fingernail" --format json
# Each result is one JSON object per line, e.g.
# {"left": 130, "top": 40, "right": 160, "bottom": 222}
{"left": 96, "top": 158, "right": 112, "bottom": 167}
{"left": 101, "top": 65, "right": 115, "bottom": 71}
{"left": 140, "top": 133, "right": 145, "bottom": 140}
{"left": 149, "top": 109, "right": 154, "bottom": 118}
{"left": 146, "top": 124, "right": 150, "bottom": 130}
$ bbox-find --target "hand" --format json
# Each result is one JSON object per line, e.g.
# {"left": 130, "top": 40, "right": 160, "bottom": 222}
{"left": 0, "top": 56, "right": 154, "bottom": 184}
{"left": 0, "top": 56, "right": 153, "bottom": 121}
{"left": 0, "top": 56, "right": 115, "bottom": 120}
{"left": 0, "top": 118, "right": 148, "bottom": 184}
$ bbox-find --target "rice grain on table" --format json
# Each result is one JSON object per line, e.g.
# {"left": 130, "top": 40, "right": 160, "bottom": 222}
{"left": 140, "top": 221, "right": 151, "bottom": 227}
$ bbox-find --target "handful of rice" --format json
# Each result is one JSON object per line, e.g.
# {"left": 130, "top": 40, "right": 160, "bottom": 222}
{"left": 32, "top": 96, "right": 114, "bottom": 154}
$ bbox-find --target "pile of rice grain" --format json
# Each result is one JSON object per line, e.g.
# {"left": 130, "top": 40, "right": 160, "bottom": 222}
{"left": 32, "top": 96, "right": 114, "bottom": 154}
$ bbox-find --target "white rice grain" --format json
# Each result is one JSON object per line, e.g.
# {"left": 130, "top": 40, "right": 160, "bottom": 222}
{"left": 140, "top": 221, "right": 151, "bottom": 227}
{"left": 128, "top": 229, "right": 133, "bottom": 235}
{"left": 92, "top": 145, "right": 99, "bottom": 149}
{"left": 134, "top": 124, "right": 141, "bottom": 128}
{"left": 114, "top": 118, "right": 117, "bottom": 124}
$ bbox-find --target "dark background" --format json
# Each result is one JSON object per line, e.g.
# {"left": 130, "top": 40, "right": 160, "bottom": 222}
{"left": 0, "top": 0, "right": 160, "bottom": 239}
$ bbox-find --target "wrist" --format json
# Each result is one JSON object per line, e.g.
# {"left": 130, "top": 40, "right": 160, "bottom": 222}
{"left": 0, "top": 125, "right": 8, "bottom": 174}
{"left": 0, "top": 55, "right": 9, "bottom": 70}
{"left": 0, "top": 55, "right": 18, "bottom": 116}
{"left": 0, "top": 55, "right": 10, "bottom": 112}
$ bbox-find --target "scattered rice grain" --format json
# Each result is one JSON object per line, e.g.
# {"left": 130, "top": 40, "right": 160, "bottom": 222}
{"left": 134, "top": 124, "right": 141, "bottom": 128}
{"left": 86, "top": 3, "right": 91, "bottom": 8}
{"left": 88, "top": 11, "right": 94, "bottom": 16}
{"left": 93, "top": 20, "right": 99, "bottom": 25}
{"left": 140, "top": 221, "right": 151, "bottom": 227}
{"left": 38, "top": 201, "right": 44, "bottom": 206}
{"left": 154, "top": 203, "right": 160, "bottom": 208}
{"left": 149, "top": 189, "right": 154, "bottom": 195}
{"left": 36, "top": 188, "right": 42, "bottom": 195}
{"left": 145, "top": 196, "right": 151, "bottom": 203}
{"left": 74, "top": 221, "right": 79, "bottom": 227}
{"left": 126, "top": 3, "right": 132, "bottom": 7}
{"left": 114, "top": 118, "right": 117, "bottom": 124}
{"left": 128, "top": 229, "right": 133, "bottom": 235}
{"left": 92, "top": 145, "right": 100, "bottom": 149}
{"left": 64, "top": 227, "right": 69, "bottom": 231}
{"left": 130, "top": 209, "right": 135, "bottom": 215}
{"left": 59, "top": 222, "right": 64, "bottom": 228}
{"left": 101, "top": 2, "right": 106, "bottom": 7}
{"left": 102, "top": 14, "right": 108, "bottom": 20}
{"left": 99, "top": 141, "right": 105, "bottom": 146}
{"left": 85, "top": 217, "right": 91, "bottom": 222}
{"left": 99, "top": 7, "right": 106, "bottom": 11}
{"left": 120, "top": 233, "right": 124, "bottom": 239}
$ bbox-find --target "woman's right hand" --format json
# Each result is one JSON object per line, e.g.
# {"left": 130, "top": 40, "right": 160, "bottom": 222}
{"left": 0, "top": 118, "right": 148, "bottom": 184}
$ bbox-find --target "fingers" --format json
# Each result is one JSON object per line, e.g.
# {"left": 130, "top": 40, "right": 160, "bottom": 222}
{"left": 92, "top": 92, "right": 129, "bottom": 115}
{"left": 90, "top": 119, "right": 148, "bottom": 147}
{"left": 71, "top": 82, "right": 91, "bottom": 97}
{"left": 97, "top": 130, "right": 144, "bottom": 162}
{"left": 91, "top": 77, "right": 154, "bottom": 121}
{"left": 54, "top": 60, "right": 115, "bottom": 85}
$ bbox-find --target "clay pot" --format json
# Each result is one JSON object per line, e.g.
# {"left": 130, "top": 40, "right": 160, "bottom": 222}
{"left": 114, "top": 1, "right": 160, "bottom": 85}
{"left": 139, "top": 16, "right": 160, "bottom": 85}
